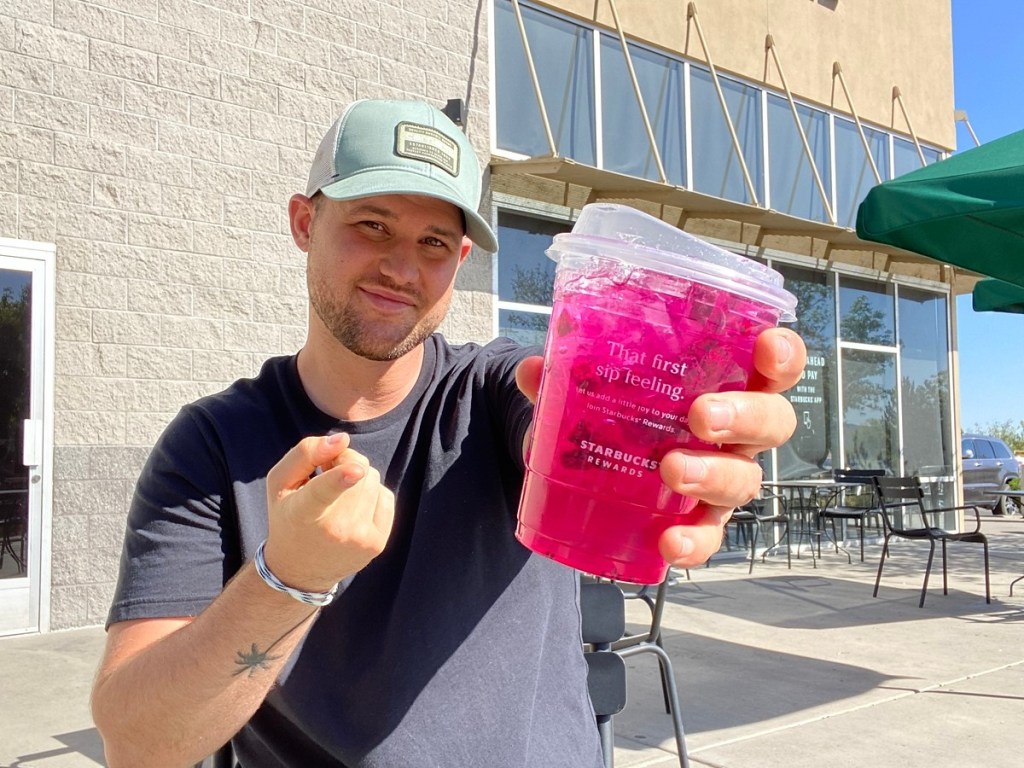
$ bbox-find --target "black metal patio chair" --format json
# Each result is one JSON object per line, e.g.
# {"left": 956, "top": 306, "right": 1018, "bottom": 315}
{"left": 871, "top": 475, "right": 991, "bottom": 608}
{"left": 817, "top": 468, "right": 885, "bottom": 562}
{"left": 581, "top": 580, "right": 629, "bottom": 767}
{"left": 724, "top": 489, "right": 794, "bottom": 572}
{"left": 582, "top": 577, "right": 689, "bottom": 768}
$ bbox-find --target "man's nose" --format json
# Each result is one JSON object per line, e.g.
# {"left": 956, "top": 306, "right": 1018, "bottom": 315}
{"left": 377, "top": 243, "right": 418, "bottom": 284}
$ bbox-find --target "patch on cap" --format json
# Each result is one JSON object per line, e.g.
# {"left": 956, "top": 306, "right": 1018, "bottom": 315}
{"left": 394, "top": 122, "right": 460, "bottom": 177}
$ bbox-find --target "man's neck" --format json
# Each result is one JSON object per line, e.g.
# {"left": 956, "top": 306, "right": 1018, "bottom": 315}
{"left": 295, "top": 337, "right": 426, "bottom": 422}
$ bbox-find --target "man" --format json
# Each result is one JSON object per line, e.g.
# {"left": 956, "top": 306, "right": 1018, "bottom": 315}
{"left": 91, "top": 99, "right": 806, "bottom": 767}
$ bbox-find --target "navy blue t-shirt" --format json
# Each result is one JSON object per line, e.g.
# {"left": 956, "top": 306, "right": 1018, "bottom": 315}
{"left": 108, "top": 335, "right": 603, "bottom": 767}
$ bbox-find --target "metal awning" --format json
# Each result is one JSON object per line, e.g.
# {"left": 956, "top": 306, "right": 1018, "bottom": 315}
{"left": 490, "top": 154, "right": 968, "bottom": 270}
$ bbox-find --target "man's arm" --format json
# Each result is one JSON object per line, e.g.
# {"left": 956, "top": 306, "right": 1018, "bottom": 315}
{"left": 92, "top": 434, "right": 395, "bottom": 768}
{"left": 92, "top": 568, "right": 320, "bottom": 768}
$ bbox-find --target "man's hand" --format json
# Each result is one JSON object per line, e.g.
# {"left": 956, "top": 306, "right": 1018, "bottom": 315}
{"left": 656, "top": 327, "right": 805, "bottom": 567}
{"left": 514, "top": 326, "right": 807, "bottom": 569}
{"left": 263, "top": 433, "right": 395, "bottom": 592}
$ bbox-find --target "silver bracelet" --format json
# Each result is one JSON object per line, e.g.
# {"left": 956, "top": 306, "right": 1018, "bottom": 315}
{"left": 254, "top": 540, "right": 339, "bottom": 607}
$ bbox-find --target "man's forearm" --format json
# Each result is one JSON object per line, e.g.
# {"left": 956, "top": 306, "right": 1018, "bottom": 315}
{"left": 92, "top": 563, "right": 321, "bottom": 768}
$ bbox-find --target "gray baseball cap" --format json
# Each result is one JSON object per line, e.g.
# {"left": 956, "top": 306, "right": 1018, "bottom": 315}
{"left": 305, "top": 99, "right": 498, "bottom": 252}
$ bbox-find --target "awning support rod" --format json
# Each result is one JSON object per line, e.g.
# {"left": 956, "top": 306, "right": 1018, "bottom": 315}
{"left": 892, "top": 86, "right": 927, "bottom": 166}
{"left": 608, "top": 0, "right": 668, "bottom": 183}
{"left": 766, "top": 34, "right": 835, "bottom": 224}
{"left": 955, "top": 109, "right": 981, "bottom": 147}
{"left": 833, "top": 62, "right": 882, "bottom": 184}
{"left": 510, "top": 0, "right": 558, "bottom": 156}
{"left": 686, "top": 2, "right": 760, "bottom": 205}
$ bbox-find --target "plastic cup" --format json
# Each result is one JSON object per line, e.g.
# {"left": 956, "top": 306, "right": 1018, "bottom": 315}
{"left": 515, "top": 203, "right": 798, "bottom": 584}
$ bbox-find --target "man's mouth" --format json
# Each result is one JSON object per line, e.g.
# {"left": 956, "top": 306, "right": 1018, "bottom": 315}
{"left": 359, "top": 285, "right": 418, "bottom": 311}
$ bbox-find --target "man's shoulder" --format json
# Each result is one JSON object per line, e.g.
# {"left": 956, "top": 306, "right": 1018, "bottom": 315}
{"left": 188, "top": 355, "right": 297, "bottom": 416}
{"left": 147, "top": 353, "right": 316, "bottom": 483}
{"left": 430, "top": 334, "right": 538, "bottom": 374}
{"left": 174, "top": 354, "right": 318, "bottom": 448}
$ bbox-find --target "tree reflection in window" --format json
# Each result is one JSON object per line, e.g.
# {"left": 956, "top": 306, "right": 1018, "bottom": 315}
{"left": 899, "top": 288, "right": 952, "bottom": 478}
{"left": 509, "top": 263, "right": 554, "bottom": 307}
{"left": 839, "top": 277, "right": 894, "bottom": 345}
{"left": 496, "top": 211, "right": 566, "bottom": 347}
{"left": 0, "top": 281, "right": 30, "bottom": 485}
{"left": 842, "top": 349, "right": 898, "bottom": 473}
{"left": 775, "top": 266, "right": 837, "bottom": 479}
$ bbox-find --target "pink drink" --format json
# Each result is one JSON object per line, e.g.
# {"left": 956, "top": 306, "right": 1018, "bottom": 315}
{"left": 515, "top": 204, "right": 796, "bottom": 584}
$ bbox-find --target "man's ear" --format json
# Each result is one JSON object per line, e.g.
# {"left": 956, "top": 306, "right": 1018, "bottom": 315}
{"left": 459, "top": 236, "right": 473, "bottom": 262}
{"left": 289, "top": 194, "right": 315, "bottom": 252}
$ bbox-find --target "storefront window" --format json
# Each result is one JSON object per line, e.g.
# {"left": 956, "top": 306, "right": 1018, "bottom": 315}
{"left": 775, "top": 265, "right": 839, "bottom": 479}
{"left": 838, "top": 276, "right": 899, "bottom": 472}
{"left": 498, "top": 308, "right": 549, "bottom": 346}
{"left": 839, "top": 276, "right": 895, "bottom": 345}
{"left": 495, "top": 211, "right": 568, "bottom": 345}
{"left": 494, "top": 0, "right": 596, "bottom": 162}
{"left": 898, "top": 288, "right": 952, "bottom": 479}
{"left": 599, "top": 34, "right": 687, "bottom": 185}
{"left": 841, "top": 348, "right": 899, "bottom": 473}
{"left": 766, "top": 95, "right": 831, "bottom": 222}
{"left": 690, "top": 67, "right": 763, "bottom": 205}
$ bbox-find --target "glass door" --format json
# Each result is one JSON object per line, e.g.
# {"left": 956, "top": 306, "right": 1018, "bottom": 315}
{"left": 0, "top": 241, "right": 52, "bottom": 635}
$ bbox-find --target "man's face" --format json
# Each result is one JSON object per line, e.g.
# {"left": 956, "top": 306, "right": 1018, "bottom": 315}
{"left": 295, "top": 193, "right": 472, "bottom": 362}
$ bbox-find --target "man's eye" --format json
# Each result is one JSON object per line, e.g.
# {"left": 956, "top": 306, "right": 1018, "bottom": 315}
{"left": 359, "top": 220, "right": 385, "bottom": 232}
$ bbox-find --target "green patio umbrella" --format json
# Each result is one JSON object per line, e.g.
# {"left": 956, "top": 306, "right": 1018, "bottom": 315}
{"left": 972, "top": 276, "right": 1024, "bottom": 314}
{"left": 856, "top": 127, "right": 1024, "bottom": 286}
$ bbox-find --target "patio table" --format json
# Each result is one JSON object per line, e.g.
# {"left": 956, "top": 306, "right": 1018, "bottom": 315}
{"left": 982, "top": 489, "right": 1024, "bottom": 595}
{"left": 761, "top": 479, "right": 866, "bottom": 562}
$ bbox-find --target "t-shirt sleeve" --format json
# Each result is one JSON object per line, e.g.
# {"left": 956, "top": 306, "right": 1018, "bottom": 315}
{"left": 484, "top": 339, "right": 541, "bottom": 472}
{"left": 106, "top": 406, "right": 238, "bottom": 627}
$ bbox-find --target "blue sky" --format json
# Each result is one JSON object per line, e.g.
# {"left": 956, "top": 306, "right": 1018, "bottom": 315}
{"left": 949, "top": 0, "right": 1024, "bottom": 429}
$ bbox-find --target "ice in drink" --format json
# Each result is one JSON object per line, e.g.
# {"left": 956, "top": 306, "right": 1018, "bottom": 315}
{"left": 515, "top": 204, "right": 797, "bottom": 584}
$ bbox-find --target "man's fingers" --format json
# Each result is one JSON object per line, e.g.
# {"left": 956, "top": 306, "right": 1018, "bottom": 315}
{"left": 515, "top": 355, "right": 544, "bottom": 404}
{"left": 372, "top": 486, "right": 396, "bottom": 543}
{"left": 659, "top": 506, "right": 733, "bottom": 568}
{"left": 687, "top": 391, "right": 797, "bottom": 452}
{"left": 301, "top": 458, "right": 369, "bottom": 510}
{"left": 266, "top": 433, "right": 351, "bottom": 497}
{"left": 746, "top": 327, "right": 806, "bottom": 393}
{"left": 659, "top": 450, "right": 763, "bottom": 509}
{"left": 326, "top": 446, "right": 370, "bottom": 474}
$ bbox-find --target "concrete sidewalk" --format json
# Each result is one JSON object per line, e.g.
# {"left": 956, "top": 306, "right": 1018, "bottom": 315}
{"left": 1, "top": 516, "right": 1022, "bottom": 767}
{"left": 616, "top": 515, "right": 1024, "bottom": 768}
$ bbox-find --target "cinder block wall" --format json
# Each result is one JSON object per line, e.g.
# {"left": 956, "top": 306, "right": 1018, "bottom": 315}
{"left": 0, "top": 0, "right": 493, "bottom": 631}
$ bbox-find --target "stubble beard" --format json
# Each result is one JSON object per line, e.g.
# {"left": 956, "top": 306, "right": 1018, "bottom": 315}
{"left": 308, "top": 265, "right": 451, "bottom": 363}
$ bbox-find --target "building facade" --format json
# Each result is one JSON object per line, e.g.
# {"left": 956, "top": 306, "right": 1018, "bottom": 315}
{"left": 0, "top": 0, "right": 965, "bottom": 635}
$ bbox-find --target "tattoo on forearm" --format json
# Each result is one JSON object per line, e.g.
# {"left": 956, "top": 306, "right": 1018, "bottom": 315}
{"left": 232, "top": 612, "right": 318, "bottom": 678}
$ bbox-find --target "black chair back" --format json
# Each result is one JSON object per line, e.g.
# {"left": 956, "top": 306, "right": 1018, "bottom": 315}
{"left": 582, "top": 577, "right": 690, "bottom": 767}
{"left": 872, "top": 475, "right": 930, "bottom": 533}
{"left": 833, "top": 468, "right": 886, "bottom": 482}
{"left": 832, "top": 467, "right": 885, "bottom": 502}
{"left": 580, "top": 581, "right": 628, "bottom": 767}
{"left": 581, "top": 581, "right": 627, "bottom": 646}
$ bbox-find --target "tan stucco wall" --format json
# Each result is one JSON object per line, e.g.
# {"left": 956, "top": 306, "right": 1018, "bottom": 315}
{"left": 543, "top": 0, "right": 955, "bottom": 149}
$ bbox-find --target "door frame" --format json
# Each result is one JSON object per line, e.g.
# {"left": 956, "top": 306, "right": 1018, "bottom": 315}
{"left": 0, "top": 237, "right": 55, "bottom": 635}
